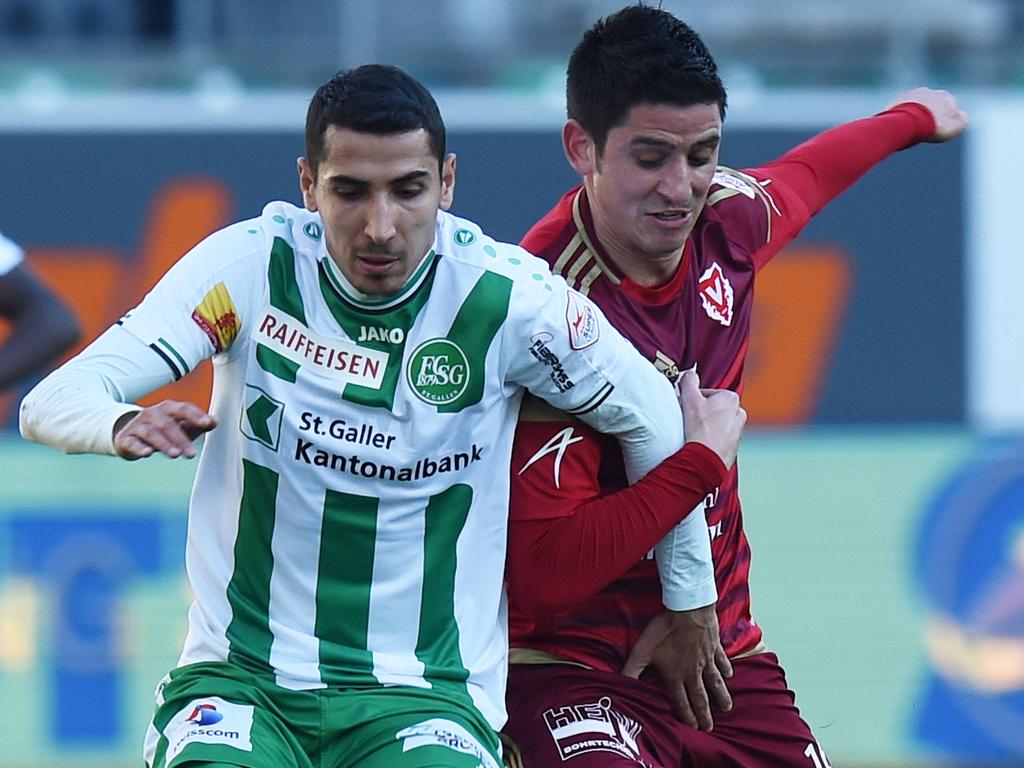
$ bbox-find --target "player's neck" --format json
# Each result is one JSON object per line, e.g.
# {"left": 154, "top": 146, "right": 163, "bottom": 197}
{"left": 592, "top": 217, "right": 684, "bottom": 288}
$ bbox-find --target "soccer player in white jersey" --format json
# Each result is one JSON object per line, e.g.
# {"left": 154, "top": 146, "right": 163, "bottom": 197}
{"left": 0, "top": 230, "right": 79, "bottom": 389}
{"left": 20, "top": 64, "right": 743, "bottom": 768}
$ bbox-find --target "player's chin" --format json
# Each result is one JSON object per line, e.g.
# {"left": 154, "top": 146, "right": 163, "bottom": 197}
{"left": 352, "top": 268, "right": 406, "bottom": 296}
{"left": 639, "top": 231, "right": 688, "bottom": 258}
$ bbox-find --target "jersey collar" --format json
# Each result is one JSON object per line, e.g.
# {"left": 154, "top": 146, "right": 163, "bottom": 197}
{"left": 574, "top": 187, "right": 692, "bottom": 306}
{"left": 320, "top": 242, "right": 439, "bottom": 312}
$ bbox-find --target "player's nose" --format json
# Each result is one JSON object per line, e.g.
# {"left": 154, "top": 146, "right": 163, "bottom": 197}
{"left": 364, "top": 194, "right": 398, "bottom": 243}
{"left": 655, "top": 158, "right": 691, "bottom": 204}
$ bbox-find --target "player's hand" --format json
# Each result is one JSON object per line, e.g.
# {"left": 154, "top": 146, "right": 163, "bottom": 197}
{"left": 621, "top": 604, "right": 733, "bottom": 731}
{"left": 887, "top": 87, "right": 968, "bottom": 142}
{"left": 676, "top": 370, "right": 746, "bottom": 469}
{"left": 113, "top": 400, "right": 217, "bottom": 460}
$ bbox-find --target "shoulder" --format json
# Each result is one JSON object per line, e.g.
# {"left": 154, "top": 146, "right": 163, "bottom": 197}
{"left": 703, "top": 166, "right": 777, "bottom": 247}
{"left": 152, "top": 203, "right": 311, "bottom": 306}
{"left": 256, "top": 201, "right": 325, "bottom": 255}
{"left": 433, "top": 211, "right": 571, "bottom": 335}
{"left": 707, "top": 167, "right": 777, "bottom": 213}
{"left": 435, "top": 210, "right": 557, "bottom": 287}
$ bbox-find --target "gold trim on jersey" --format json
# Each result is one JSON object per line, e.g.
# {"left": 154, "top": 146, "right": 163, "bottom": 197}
{"left": 561, "top": 189, "right": 619, "bottom": 294}
{"left": 653, "top": 350, "right": 682, "bottom": 382}
{"left": 708, "top": 166, "right": 781, "bottom": 244}
{"left": 552, "top": 231, "right": 584, "bottom": 275}
{"left": 578, "top": 263, "right": 605, "bottom": 296}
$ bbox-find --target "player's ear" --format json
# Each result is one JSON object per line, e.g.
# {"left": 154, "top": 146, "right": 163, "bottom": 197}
{"left": 297, "top": 157, "right": 318, "bottom": 212}
{"left": 439, "top": 153, "right": 457, "bottom": 211}
{"left": 563, "top": 119, "right": 597, "bottom": 177}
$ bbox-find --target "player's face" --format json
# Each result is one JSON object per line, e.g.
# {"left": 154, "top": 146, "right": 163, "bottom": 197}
{"left": 298, "top": 126, "right": 455, "bottom": 296}
{"left": 585, "top": 102, "right": 721, "bottom": 278}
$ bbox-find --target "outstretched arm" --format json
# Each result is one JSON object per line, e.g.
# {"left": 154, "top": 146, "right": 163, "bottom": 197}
{"left": 748, "top": 88, "right": 968, "bottom": 268}
{"left": 20, "top": 324, "right": 216, "bottom": 457}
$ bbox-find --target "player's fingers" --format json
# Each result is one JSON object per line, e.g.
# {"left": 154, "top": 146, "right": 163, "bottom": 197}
{"left": 684, "top": 673, "right": 714, "bottom": 732}
{"left": 114, "top": 433, "right": 155, "bottom": 460}
{"left": 162, "top": 401, "right": 217, "bottom": 431}
{"left": 704, "top": 665, "right": 733, "bottom": 714}
{"left": 699, "top": 387, "right": 739, "bottom": 404}
{"left": 620, "top": 652, "right": 650, "bottom": 679}
{"left": 671, "top": 681, "right": 699, "bottom": 729}
{"left": 125, "top": 417, "right": 195, "bottom": 458}
{"left": 677, "top": 370, "right": 701, "bottom": 400}
{"left": 715, "top": 645, "right": 734, "bottom": 678}
{"left": 182, "top": 415, "right": 218, "bottom": 441}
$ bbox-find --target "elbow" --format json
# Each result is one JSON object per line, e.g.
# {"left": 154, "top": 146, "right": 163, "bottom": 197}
{"left": 19, "top": 380, "right": 45, "bottom": 443}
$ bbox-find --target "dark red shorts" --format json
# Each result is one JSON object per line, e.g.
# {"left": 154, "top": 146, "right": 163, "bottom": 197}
{"left": 503, "top": 653, "right": 831, "bottom": 768}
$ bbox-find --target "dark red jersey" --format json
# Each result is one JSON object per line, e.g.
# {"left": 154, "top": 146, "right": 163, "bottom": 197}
{"left": 506, "top": 103, "right": 936, "bottom": 671}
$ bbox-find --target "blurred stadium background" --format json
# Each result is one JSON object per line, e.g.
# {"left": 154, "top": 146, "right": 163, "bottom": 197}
{"left": 1, "top": 1, "right": 1024, "bottom": 766}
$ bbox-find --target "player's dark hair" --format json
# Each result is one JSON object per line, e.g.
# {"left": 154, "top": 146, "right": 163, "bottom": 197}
{"left": 567, "top": 4, "right": 727, "bottom": 152}
{"left": 305, "top": 64, "right": 446, "bottom": 175}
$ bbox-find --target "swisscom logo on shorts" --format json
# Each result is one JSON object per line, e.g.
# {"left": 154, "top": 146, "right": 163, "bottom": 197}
{"left": 407, "top": 338, "right": 470, "bottom": 405}
{"left": 164, "top": 697, "right": 254, "bottom": 764}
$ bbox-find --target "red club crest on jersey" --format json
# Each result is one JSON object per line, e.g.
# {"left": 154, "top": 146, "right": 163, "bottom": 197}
{"left": 698, "top": 262, "right": 734, "bottom": 326}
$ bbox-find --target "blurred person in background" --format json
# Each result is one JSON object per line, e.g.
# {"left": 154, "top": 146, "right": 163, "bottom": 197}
{"left": 503, "top": 4, "right": 968, "bottom": 767}
{"left": 0, "top": 230, "right": 79, "bottom": 390}
{"left": 18, "top": 62, "right": 745, "bottom": 768}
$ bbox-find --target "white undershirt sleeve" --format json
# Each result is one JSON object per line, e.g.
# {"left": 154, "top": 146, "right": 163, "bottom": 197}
{"left": 19, "top": 324, "right": 180, "bottom": 455}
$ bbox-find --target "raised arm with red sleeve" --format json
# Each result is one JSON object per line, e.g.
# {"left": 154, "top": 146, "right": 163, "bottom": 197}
{"left": 506, "top": 416, "right": 726, "bottom": 618}
{"left": 747, "top": 102, "right": 937, "bottom": 270}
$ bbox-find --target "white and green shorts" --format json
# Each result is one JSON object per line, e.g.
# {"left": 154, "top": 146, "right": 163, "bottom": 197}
{"left": 143, "top": 662, "right": 503, "bottom": 768}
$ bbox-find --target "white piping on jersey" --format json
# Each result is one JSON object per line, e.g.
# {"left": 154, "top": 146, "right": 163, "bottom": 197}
{"left": 320, "top": 246, "right": 438, "bottom": 311}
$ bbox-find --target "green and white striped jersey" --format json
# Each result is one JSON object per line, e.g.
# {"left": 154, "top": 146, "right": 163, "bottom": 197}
{"left": 117, "top": 201, "right": 685, "bottom": 728}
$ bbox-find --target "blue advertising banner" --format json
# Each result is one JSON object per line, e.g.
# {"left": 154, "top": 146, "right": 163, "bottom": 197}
{"left": 0, "top": 125, "right": 964, "bottom": 427}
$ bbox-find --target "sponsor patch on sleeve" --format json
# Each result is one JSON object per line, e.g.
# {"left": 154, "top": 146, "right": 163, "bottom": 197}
{"left": 192, "top": 281, "right": 240, "bottom": 353}
{"left": 565, "top": 290, "right": 601, "bottom": 350}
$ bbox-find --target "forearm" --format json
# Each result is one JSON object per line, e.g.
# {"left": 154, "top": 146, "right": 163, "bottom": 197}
{"left": 759, "top": 102, "right": 936, "bottom": 218}
{"left": 508, "top": 442, "right": 724, "bottom": 616}
{"left": 580, "top": 363, "right": 720, "bottom": 609}
{"left": 19, "top": 325, "right": 173, "bottom": 455}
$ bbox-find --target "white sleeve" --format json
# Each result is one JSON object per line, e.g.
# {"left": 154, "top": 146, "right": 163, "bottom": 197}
{"left": 117, "top": 220, "right": 265, "bottom": 378}
{"left": 20, "top": 218, "right": 266, "bottom": 456}
{"left": 19, "top": 325, "right": 177, "bottom": 455}
{"left": 506, "top": 271, "right": 715, "bottom": 611}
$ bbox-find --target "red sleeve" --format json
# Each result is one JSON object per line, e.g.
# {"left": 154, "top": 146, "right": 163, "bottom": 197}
{"left": 506, "top": 418, "right": 727, "bottom": 617}
{"left": 746, "top": 102, "right": 936, "bottom": 271}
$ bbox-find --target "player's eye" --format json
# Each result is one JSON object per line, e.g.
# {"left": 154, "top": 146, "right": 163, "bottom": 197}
{"left": 334, "top": 187, "right": 365, "bottom": 201}
{"left": 634, "top": 155, "right": 666, "bottom": 169}
{"left": 395, "top": 185, "right": 425, "bottom": 200}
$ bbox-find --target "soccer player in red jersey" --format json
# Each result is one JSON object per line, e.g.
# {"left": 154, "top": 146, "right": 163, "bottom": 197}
{"left": 502, "top": 6, "right": 968, "bottom": 766}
